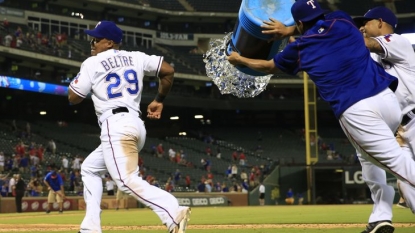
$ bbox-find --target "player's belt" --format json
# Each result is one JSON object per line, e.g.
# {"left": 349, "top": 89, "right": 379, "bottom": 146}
{"left": 112, "top": 107, "right": 129, "bottom": 114}
{"left": 401, "top": 109, "right": 415, "bottom": 126}
{"left": 99, "top": 107, "right": 141, "bottom": 126}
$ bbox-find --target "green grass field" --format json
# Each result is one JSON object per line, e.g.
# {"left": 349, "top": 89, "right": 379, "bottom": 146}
{"left": 0, "top": 205, "right": 413, "bottom": 233}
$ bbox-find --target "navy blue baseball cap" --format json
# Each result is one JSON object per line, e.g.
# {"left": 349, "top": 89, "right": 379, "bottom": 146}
{"left": 291, "top": 0, "right": 329, "bottom": 22}
{"left": 353, "top": 7, "right": 397, "bottom": 28}
{"left": 85, "top": 21, "right": 123, "bottom": 44}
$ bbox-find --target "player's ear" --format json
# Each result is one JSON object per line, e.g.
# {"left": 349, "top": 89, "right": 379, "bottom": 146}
{"left": 378, "top": 18, "right": 383, "bottom": 28}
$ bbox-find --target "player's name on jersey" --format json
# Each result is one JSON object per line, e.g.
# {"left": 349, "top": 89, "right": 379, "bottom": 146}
{"left": 100, "top": 55, "right": 134, "bottom": 71}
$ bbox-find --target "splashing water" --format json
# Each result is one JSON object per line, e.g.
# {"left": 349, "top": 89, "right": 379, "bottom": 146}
{"left": 203, "top": 32, "right": 273, "bottom": 98}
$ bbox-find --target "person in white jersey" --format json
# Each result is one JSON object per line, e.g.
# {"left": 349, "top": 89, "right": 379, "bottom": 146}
{"left": 354, "top": 7, "right": 415, "bottom": 233}
{"left": 68, "top": 21, "right": 190, "bottom": 233}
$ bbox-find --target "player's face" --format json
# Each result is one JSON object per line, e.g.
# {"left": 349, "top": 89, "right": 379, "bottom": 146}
{"left": 295, "top": 21, "right": 304, "bottom": 34}
{"left": 361, "top": 19, "right": 381, "bottom": 38}
{"left": 90, "top": 37, "right": 114, "bottom": 55}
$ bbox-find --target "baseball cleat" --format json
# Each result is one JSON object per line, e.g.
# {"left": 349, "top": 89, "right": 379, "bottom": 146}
{"left": 396, "top": 201, "right": 409, "bottom": 209}
{"left": 361, "top": 220, "right": 394, "bottom": 233}
{"left": 170, "top": 206, "right": 191, "bottom": 233}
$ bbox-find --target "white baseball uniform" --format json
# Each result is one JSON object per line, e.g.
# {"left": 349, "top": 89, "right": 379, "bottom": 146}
{"left": 358, "top": 34, "right": 415, "bottom": 223}
{"left": 69, "top": 49, "right": 181, "bottom": 233}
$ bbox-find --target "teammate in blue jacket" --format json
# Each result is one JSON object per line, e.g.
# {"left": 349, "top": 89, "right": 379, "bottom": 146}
{"left": 227, "top": 0, "right": 415, "bottom": 230}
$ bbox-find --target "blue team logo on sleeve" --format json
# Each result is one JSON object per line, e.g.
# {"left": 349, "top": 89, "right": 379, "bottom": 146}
{"left": 73, "top": 73, "right": 81, "bottom": 84}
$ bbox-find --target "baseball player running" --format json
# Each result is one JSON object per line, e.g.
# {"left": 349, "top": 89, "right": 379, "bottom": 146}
{"left": 228, "top": 0, "right": 415, "bottom": 224}
{"left": 68, "top": 21, "right": 190, "bottom": 233}
{"left": 353, "top": 7, "right": 415, "bottom": 233}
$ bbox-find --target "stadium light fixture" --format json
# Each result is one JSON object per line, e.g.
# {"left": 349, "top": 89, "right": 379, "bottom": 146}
{"left": 179, "top": 132, "right": 187, "bottom": 136}
{"left": 170, "top": 116, "right": 179, "bottom": 120}
{"left": 39, "top": 111, "right": 47, "bottom": 115}
{"left": 194, "top": 115, "right": 203, "bottom": 119}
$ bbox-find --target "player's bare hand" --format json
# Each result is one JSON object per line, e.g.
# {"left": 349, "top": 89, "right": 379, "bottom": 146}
{"left": 261, "top": 18, "right": 290, "bottom": 41}
{"left": 227, "top": 52, "right": 242, "bottom": 66}
{"left": 147, "top": 100, "right": 163, "bottom": 120}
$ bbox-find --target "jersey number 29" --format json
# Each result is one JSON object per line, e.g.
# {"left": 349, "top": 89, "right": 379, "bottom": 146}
{"left": 106, "top": 69, "right": 139, "bottom": 99}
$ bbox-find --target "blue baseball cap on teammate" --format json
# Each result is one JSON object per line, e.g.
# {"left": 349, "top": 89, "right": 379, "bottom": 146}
{"left": 291, "top": 0, "right": 329, "bottom": 22}
{"left": 353, "top": 6, "right": 397, "bottom": 28}
{"left": 84, "top": 21, "right": 123, "bottom": 44}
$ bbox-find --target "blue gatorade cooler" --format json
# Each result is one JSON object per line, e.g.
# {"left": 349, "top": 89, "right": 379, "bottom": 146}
{"left": 227, "top": 0, "right": 295, "bottom": 76}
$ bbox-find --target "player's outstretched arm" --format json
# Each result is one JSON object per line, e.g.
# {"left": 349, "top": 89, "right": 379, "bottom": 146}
{"left": 261, "top": 18, "right": 297, "bottom": 40}
{"left": 147, "top": 61, "right": 174, "bottom": 120}
{"left": 227, "top": 52, "right": 279, "bottom": 74}
{"left": 363, "top": 37, "right": 384, "bottom": 54}
{"left": 68, "top": 88, "right": 84, "bottom": 105}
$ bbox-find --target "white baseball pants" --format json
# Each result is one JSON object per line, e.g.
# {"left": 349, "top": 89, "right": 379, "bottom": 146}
{"left": 79, "top": 111, "right": 180, "bottom": 233}
{"left": 339, "top": 88, "right": 415, "bottom": 218}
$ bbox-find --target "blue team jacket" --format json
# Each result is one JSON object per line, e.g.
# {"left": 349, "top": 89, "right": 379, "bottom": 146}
{"left": 274, "top": 11, "right": 398, "bottom": 119}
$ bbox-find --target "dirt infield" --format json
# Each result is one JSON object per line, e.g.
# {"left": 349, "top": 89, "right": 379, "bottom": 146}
{"left": 0, "top": 223, "right": 414, "bottom": 231}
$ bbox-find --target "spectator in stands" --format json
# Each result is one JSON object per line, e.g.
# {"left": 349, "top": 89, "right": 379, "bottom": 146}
{"left": 239, "top": 152, "right": 246, "bottom": 166}
{"left": 37, "top": 144, "right": 44, "bottom": 162}
{"left": 15, "top": 141, "right": 26, "bottom": 157}
{"left": 204, "top": 181, "right": 212, "bottom": 193}
{"left": 1, "top": 182, "right": 8, "bottom": 197}
{"left": 201, "top": 158, "right": 211, "bottom": 172}
{"left": 173, "top": 169, "right": 181, "bottom": 185}
{"left": 4, "top": 33, "right": 12, "bottom": 47}
{"left": 226, "top": 165, "right": 232, "bottom": 179}
{"left": 72, "top": 155, "right": 81, "bottom": 170}
{"left": 44, "top": 170, "right": 65, "bottom": 214}
{"left": 16, "top": 34, "right": 23, "bottom": 48}
{"left": 197, "top": 181, "right": 205, "bottom": 193}
{"left": 165, "top": 180, "right": 174, "bottom": 193}
{"left": 28, "top": 177, "right": 41, "bottom": 197}
{"left": 216, "top": 147, "right": 221, "bottom": 159}
{"left": 207, "top": 172, "right": 213, "bottom": 180}
{"left": 175, "top": 151, "right": 181, "bottom": 163}
{"left": 61, "top": 155, "right": 69, "bottom": 174}
{"left": 221, "top": 182, "right": 229, "bottom": 192}
{"left": 240, "top": 169, "right": 248, "bottom": 181}
{"left": 3, "top": 18, "right": 9, "bottom": 32}
{"left": 14, "top": 26, "right": 22, "bottom": 38}
{"left": 30, "top": 164, "right": 37, "bottom": 178}
{"left": 0, "top": 151, "right": 4, "bottom": 173}
{"left": 5, "top": 156, "right": 13, "bottom": 173}
{"left": 14, "top": 174, "right": 26, "bottom": 213}
{"left": 8, "top": 174, "right": 16, "bottom": 197}
{"left": 156, "top": 143, "right": 164, "bottom": 158}
{"left": 232, "top": 151, "right": 238, "bottom": 162}
{"left": 241, "top": 179, "right": 249, "bottom": 193}
{"left": 150, "top": 144, "right": 157, "bottom": 156}
{"left": 205, "top": 146, "right": 212, "bottom": 156}
{"left": 249, "top": 169, "right": 256, "bottom": 187}
{"left": 19, "top": 155, "right": 29, "bottom": 173}
{"left": 214, "top": 182, "right": 221, "bottom": 192}
{"left": 231, "top": 164, "right": 238, "bottom": 179}
{"left": 168, "top": 148, "right": 176, "bottom": 162}
{"left": 47, "top": 139, "right": 56, "bottom": 155}
{"left": 185, "top": 175, "right": 191, "bottom": 188}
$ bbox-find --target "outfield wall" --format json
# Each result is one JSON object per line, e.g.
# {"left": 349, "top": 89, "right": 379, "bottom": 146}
{"left": 0, "top": 193, "right": 248, "bottom": 213}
